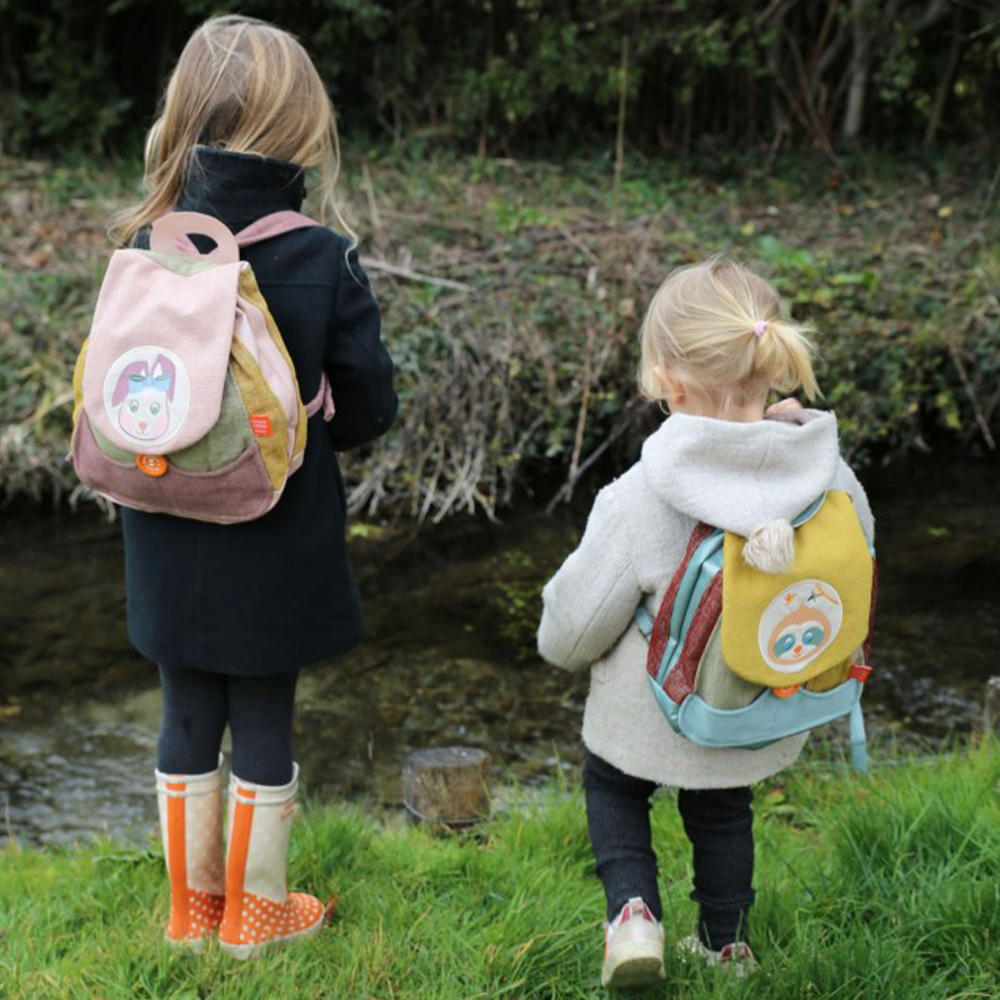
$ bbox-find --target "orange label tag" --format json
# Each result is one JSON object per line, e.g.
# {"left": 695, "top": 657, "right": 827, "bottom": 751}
{"left": 249, "top": 414, "right": 272, "bottom": 436}
{"left": 772, "top": 685, "right": 800, "bottom": 699}
{"left": 135, "top": 454, "right": 168, "bottom": 477}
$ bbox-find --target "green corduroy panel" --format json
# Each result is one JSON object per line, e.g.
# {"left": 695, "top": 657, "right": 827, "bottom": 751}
{"left": 169, "top": 369, "right": 252, "bottom": 471}
{"left": 90, "top": 423, "right": 133, "bottom": 463}
{"left": 692, "top": 622, "right": 763, "bottom": 710}
{"left": 146, "top": 252, "right": 218, "bottom": 276}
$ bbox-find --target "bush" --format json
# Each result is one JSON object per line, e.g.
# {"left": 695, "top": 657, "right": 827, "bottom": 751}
{"left": 2, "top": 1, "right": 998, "bottom": 155}
{"left": 2, "top": 150, "right": 998, "bottom": 517}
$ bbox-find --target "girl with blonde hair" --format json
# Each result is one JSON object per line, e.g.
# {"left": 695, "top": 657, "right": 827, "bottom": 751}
{"left": 114, "top": 15, "right": 397, "bottom": 958}
{"left": 538, "top": 256, "right": 873, "bottom": 985}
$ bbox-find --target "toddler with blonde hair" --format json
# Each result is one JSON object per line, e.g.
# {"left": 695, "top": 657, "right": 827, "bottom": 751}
{"left": 538, "top": 256, "right": 873, "bottom": 985}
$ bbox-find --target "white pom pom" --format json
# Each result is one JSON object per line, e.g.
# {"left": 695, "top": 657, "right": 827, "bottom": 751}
{"left": 742, "top": 519, "right": 794, "bottom": 575}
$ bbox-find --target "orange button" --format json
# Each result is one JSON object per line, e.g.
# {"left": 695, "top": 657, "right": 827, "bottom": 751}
{"left": 135, "top": 454, "right": 168, "bottom": 477}
{"left": 772, "top": 685, "right": 800, "bottom": 699}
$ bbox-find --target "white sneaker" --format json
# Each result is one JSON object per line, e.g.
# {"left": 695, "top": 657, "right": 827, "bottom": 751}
{"left": 677, "top": 933, "right": 758, "bottom": 978}
{"left": 601, "top": 897, "right": 666, "bottom": 988}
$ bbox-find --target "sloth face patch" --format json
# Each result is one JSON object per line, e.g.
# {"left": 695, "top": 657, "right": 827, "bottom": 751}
{"left": 758, "top": 580, "right": 843, "bottom": 674}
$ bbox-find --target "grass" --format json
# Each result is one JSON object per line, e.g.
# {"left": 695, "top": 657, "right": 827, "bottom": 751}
{"left": 2, "top": 743, "right": 999, "bottom": 999}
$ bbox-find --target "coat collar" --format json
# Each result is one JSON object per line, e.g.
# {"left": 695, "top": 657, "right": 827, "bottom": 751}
{"left": 178, "top": 147, "right": 306, "bottom": 232}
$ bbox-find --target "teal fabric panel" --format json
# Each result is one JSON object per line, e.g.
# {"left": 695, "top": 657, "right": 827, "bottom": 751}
{"left": 648, "top": 676, "right": 683, "bottom": 734}
{"left": 676, "top": 679, "right": 864, "bottom": 749}
{"left": 849, "top": 698, "right": 868, "bottom": 771}
{"left": 635, "top": 606, "right": 654, "bottom": 637}
{"left": 792, "top": 493, "right": 825, "bottom": 527}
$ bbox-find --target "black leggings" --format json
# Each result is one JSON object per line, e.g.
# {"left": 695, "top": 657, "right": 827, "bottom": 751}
{"left": 583, "top": 750, "right": 755, "bottom": 949}
{"left": 157, "top": 665, "right": 298, "bottom": 786}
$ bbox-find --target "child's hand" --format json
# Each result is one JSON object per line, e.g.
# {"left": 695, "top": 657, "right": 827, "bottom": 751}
{"left": 766, "top": 397, "right": 802, "bottom": 416}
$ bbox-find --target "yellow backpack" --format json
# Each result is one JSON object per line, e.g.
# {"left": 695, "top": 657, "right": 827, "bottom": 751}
{"left": 637, "top": 491, "right": 876, "bottom": 769}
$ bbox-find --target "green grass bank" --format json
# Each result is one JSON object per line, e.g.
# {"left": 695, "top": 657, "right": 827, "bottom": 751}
{"left": 2, "top": 743, "right": 999, "bottom": 999}
{"left": 2, "top": 149, "right": 999, "bottom": 519}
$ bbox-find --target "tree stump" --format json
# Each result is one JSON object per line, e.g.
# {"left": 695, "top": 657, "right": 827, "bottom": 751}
{"left": 983, "top": 677, "right": 1000, "bottom": 736}
{"left": 402, "top": 747, "right": 491, "bottom": 828}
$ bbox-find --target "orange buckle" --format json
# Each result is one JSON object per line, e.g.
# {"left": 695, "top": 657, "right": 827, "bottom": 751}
{"left": 772, "top": 684, "right": 800, "bottom": 699}
{"left": 848, "top": 663, "right": 872, "bottom": 683}
{"left": 135, "top": 454, "right": 168, "bottom": 477}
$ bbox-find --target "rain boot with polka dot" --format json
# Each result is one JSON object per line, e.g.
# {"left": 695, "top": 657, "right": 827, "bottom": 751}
{"left": 218, "top": 764, "right": 326, "bottom": 960}
{"left": 155, "top": 759, "right": 227, "bottom": 950}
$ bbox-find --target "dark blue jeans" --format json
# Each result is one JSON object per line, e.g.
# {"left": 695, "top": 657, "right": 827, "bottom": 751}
{"left": 157, "top": 664, "right": 298, "bottom": 786}
{"left": 583, "top": 750, "right": 755, "bottom": 949}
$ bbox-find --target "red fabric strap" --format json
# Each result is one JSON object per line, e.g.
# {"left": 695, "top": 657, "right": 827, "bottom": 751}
{"left": 664, "top": 573, "right": 723, "bottom": 702}
{"left": 646, "top": 523, "right": 717, "bottom": 682}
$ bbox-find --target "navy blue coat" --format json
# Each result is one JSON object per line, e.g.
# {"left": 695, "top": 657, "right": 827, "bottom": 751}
{"left": 121, "top": 147, "right": 397, "bottom": 674}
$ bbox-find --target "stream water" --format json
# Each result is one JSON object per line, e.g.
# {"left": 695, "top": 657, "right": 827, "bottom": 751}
{"left": 1, "top": 458, "right": 998, "bottom": 847}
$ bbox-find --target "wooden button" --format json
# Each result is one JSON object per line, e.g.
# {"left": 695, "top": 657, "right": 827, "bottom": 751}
{"left": 772, "top": 684, "right": 800, "bottom": 699}
{"left": 135, "top": 454, "right": 168, "bottom": 477}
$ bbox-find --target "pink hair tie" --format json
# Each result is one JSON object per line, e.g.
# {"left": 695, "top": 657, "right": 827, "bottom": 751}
{"left": 753, "top": 320, "right": 768, "bottom": 339}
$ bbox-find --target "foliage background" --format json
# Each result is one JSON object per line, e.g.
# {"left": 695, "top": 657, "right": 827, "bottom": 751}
{"left": 2, "top": 0, "right": 999, "bottom": 157}
{"left": 2, "top": 151, "right": 998, "bottom": 518}
{"left": 1, "top": 2, "right": 999, "bottom": 516}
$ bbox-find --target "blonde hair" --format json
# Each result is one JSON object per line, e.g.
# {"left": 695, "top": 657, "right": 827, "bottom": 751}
{"left": 112, "top": 15, "right": 349, "bottom": 246}
{"left": 638, "top": 256, "right": 819, "bottom": 412}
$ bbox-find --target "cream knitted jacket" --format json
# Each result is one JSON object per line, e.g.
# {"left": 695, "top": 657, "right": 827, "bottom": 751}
{"left": 537, "top": 410, "right": 875, "bottom": 789}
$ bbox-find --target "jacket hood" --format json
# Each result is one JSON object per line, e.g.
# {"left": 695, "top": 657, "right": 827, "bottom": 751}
{"left": 640, "top": 409, "right": 841, "bottom": 537}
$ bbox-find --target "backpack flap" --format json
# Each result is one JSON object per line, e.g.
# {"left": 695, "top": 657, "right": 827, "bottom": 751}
{"left": 720, "top": 490, "right": 874, "bottom": 689}
{"left": 81, "top": 213, "right": 243, "bottom": 457}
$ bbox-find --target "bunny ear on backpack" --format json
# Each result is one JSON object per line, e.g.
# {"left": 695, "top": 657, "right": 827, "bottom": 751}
{"left": 150, "top": 212, "right": 240, "bottom": 263}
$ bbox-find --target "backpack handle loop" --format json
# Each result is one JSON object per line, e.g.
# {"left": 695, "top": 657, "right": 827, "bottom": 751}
{"left": 150, "top": 212, "right": 240, "bottom": 264}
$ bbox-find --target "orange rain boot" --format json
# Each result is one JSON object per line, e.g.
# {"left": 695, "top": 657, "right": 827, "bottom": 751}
{"left": 155, "top": 758, "right": 227, "bottom": 950}
{"left": 218, "top": 764, "right": 326, "bottom": 959}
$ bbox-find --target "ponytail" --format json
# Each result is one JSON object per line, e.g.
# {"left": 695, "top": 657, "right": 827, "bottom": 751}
{"left": 638, "top": 256, "right": 821, "bottom": 410}
{"left": 752, "top": 317, "right": 820, "bottom": 401}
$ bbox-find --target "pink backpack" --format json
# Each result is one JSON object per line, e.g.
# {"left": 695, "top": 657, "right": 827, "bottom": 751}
{"left": 71, "top": 211, "right": 333, "bottom": 523}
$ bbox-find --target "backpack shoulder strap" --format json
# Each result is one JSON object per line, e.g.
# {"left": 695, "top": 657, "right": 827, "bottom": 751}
{"left": 234, "top": 211, "right": 320, "bottom": 248}
{"left": 635, "top": 605, "right": 654, "bottom": 638}
{"left": 641, "top": 522, "right": 720, "bottom": 673}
